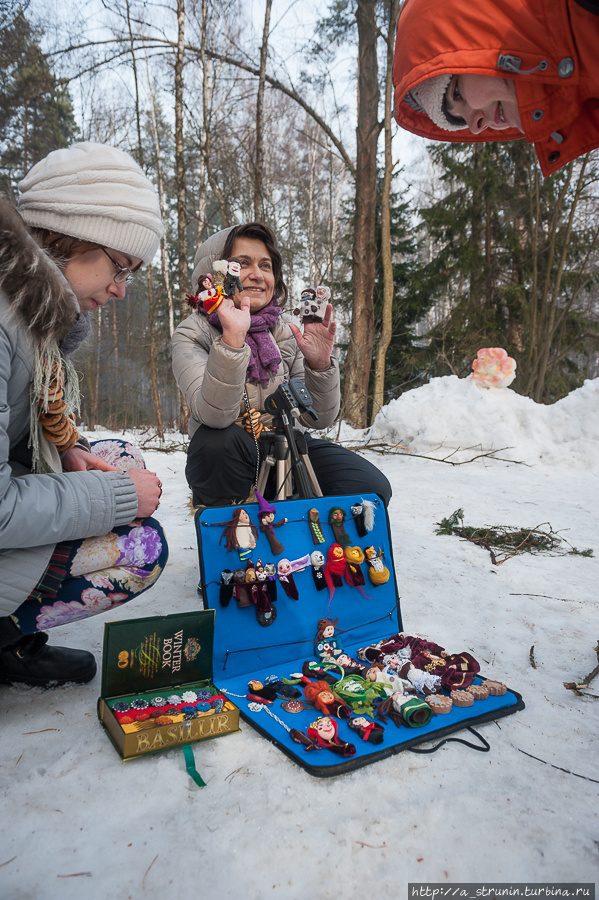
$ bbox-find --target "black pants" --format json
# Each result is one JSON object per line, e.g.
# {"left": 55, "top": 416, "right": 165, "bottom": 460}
{"left": 186, "top": 424, "right": 392, "bottom": 508}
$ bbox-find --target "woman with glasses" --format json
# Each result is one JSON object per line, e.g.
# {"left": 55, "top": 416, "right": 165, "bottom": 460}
{"left": 0, "top": 141, "right": 168, "bottom": 688}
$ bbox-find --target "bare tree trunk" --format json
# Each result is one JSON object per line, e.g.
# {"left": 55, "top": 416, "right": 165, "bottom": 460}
{"left": 342, "top": 0, "right": 380, "bottom": 428}
{"left": 145, "top": 51, "right": 175, "bottom": 335}
{"left": 254, "top": 0, "right": 272, "bottom": 220}
{"left": 371, "top": 0, "right": 400, "bottom": 423}
{"left": 125, "top": 0, "right": 143, "bottom": 164}
{"left": 146, "top": 267, "right": 165, "bottom": 438}
{"left": 175, "top": 0, "right": 190, "bottom": 432}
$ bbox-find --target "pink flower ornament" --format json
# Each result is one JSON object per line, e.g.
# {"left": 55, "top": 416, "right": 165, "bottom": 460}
{"left": 471, "top": 347, "right": 516, "bottom": 389}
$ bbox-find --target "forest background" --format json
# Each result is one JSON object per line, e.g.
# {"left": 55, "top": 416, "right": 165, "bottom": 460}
{"left": 2, "top": 0, "right": 599, "bottom": 435}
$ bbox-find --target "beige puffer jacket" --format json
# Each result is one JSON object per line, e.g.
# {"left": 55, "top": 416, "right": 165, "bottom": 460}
{"left": 172, "top": 310, "right": 340, "bottom": 438}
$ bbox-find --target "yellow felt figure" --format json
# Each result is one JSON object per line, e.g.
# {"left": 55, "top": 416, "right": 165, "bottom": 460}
{"left": 364, "top": 546, "right": 390, "bottom": 586}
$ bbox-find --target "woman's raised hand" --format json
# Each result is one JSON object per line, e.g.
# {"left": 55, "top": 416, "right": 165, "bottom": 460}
{"left": 288, "top": 303, "right": 336, "bottom": 371}
{"left": 127, "top": 468, "right": 162, "bottom": 518}
{"left": 218, "top": 295, "right": 252, "bottom": 349}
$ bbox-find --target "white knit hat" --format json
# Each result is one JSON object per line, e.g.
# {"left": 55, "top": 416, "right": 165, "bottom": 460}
{"left": 404, "top": 74, "right": 467, "bottom": 132}
{"left": 17, "top": 142, "right": 163, "bottom": 265}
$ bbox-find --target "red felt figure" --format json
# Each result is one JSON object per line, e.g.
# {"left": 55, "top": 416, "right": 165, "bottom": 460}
{"left": 220, "top": 507, "right": 258, "bottom": 563}
{"left": 344, "top": 546, "right": 366, "bottom": 587}
{"left": 328, "top": 507, "right": 351, "bottom": 547}
{"left": 232, "top": 568, "right": 251, "bottom": 608}
{"left": 303, "top": 680, "right": 351, "bottom": 719}
{"left": 255, "top": 491, "right": 287, "bottom": 555}
{"left": 244, "top": 560, "right": 276, "bottom": 626}
{"left": 324, "top": 544, "right": 346, "bottom": 600}
{"left": 306, "top": 717, "right": 356, "bottom": 757}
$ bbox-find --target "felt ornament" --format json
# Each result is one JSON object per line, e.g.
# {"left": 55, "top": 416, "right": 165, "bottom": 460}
{"left": 351, "top": 498, "right": 376, "bottom": 537}
{"left": 303, "top": 681, "right": 351, "bottom": 719}
{"left": 324, "top": 544, "right": 346, "bottom": 600}
{"left": 306, "top": 717, "right": 355, "bottom": 757}
{"left": 223, "top": 257, "right": 243, "bottom": 299}
{"left": 219, "top": 569, "right": 234, "bottom": 607}
{"left": 308, "top": 508, "right": 326, "bottom": 544}
{"left": 292, "top": 286, "right": 329, "bottom": 323}
{"left": 220, "top": 508, "right": 258, "bottom": 562}
{"left": 277, "top": 559, "right": 298, "bottom": 601}
{"left": 347, "top": 716, "right": 385, "bottom": 745}
{"left": 328, "top": 507, "right": 351, "bottom": 547}
{"left": 255, "top": 491, "right": 287, "bottom": 555}
{"left": 363, "top": 546, "right": 390, "bottom": 586}
{"left": 344, "top": 546, "right": 366, "bottom": 587}
{"left": 314, "top": 617, "right": 343, "bottom": 661}
{"left": 232, "top": 568, "right": 252, "bottom": 608}
{"left": 310, "top": 550, "right": 327, "bottom": 592}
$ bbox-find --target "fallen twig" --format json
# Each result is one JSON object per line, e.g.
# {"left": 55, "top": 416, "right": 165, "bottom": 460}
{"left": 0, "top": 857, "right": 16, "bottom": 869}
{"left": 529, "top": 645, "right": 536, "bottom": 669}
{"left": 564, "top": 640, "right": 599, "bottom": 696}
{"left": 341, "top": 442, "right": 527, "bottom": 466}
{"left": 354, "top": 841, "right": 387, "bottom": 849}
{"left": 142, "top": 854, "right": 158, "bottom": 889}
{"left": 510, "top": 593, "right": 575, "bottom": 602}
{"left": 517, "top": 747, "right": 599, "bottom": 784}
{"left": 22, "top": 728, "right": 59, "bottom": 735}
{"left": 57, "top": 872, "right": 92, "bottom": 878}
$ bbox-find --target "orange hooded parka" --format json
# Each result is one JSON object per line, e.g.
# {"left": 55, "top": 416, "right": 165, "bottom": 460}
{"left": 393, "top": 0, "right": 599, "bottom": 176}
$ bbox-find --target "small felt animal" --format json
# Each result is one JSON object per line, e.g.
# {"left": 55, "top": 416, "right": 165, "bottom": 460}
{"left": 328, "top": 507, "right": 350, "bottom": 547}
{"left": 364, "top": 546, "right": 390, "bottom": 585}
{"left": 311, "top": 550, "right": 327, "bottom": 591}
{"left": 308, "top": 508, "right": 326, "bottom": 544}
{"left": 232, "top": 568, "right": 251, "bottom": 608}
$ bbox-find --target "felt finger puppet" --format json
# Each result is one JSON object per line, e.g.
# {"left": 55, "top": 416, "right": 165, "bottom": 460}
{"left": 277, "top": 559, "right": 298, "bottom": 601}
{"left": 220, "top": 508, "right": 258, "bottom": 563}
{"left": 293, "top": 287, "right": 328, "bottom": 324}
{"left": 224, "top": 257, "right": 244, "bottom": 299}
{"left": 310, "top": 550, "right": 327, "bottom": 592}
{"left": 335, "top": 653, "right": 367, "bottom": 677}
{"left": 364, "top": 663, "right": 412, "bottom": 696}
{"left": 302, "top": 660, "right": 338, "bottom": 686}
{"left": 232, "top": 568, "right": 251, "bottom": 608}
{"left": 212, "top": 259, "right": 227, "bottom": 295}
{"left": 344, "top": 546, "right": 365, "bottom": 587}
{"left": 308, "top": 508, "right": 326, "bottom": 544}
{"left": 262, "top": 562, "right": 278, "bottom": 604}
{"left": 324, "top": 544, "right": 346, "bottom": 600}
{"left": 303, "top": 683, "right": 351, "bottom": 720}
{"left": 219, "top": 569, "right": 234, "bottom": 607}
{"left": 246, "top": 560, "right": 276, "bottom": 626}
{"left": 314, "top": 617, "right": 342, "bottom": 661}
{"left": 315, "top": 284, "right": 331, "bottom": 304}
{"left": 306, "top": 717, "right": 355, "bottom": 757}
{"left": 364, "top": 546, "right": 390, "bottom": 586}
{"left": 290, "top": 728, "right": 320, "bottom": 752}
{"left": 328, "top": 507, "right": 350, "bottom": 547}
{"left": 348, "top": 716, "right": 384, "bottom": 745}
{"left": 351, "top": 498, "right": 376, "bottom": 537}
{"left": 255, "top": 491, "right": 287, "bottom": 555}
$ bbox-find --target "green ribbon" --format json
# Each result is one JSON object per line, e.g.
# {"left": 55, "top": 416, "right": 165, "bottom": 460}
{"left": 182, "top": 744, "right": 206, "bottom": 788}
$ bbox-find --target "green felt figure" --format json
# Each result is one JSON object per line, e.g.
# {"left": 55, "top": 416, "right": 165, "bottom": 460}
{"left": 328, "top": 507, "right": 350, "bottom": 547}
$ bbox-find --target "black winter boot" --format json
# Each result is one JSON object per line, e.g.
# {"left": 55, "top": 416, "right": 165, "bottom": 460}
{"left": 0, "top": 632, "right": 97, "bottom": 687}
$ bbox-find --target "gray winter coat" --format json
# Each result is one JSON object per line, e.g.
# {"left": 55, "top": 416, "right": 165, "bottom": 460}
{"left": 0, "top": 200, "right": 139, "bottom": 613}
{"left": 172, "top": 310, "right": 341, "bottom": 438}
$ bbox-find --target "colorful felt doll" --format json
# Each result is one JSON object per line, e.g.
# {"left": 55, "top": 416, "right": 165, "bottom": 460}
{"left": 364, "top": 546, "right": 390, "bottom": 586}
{"left": 220, "top": 507, "right": 258, "bottom": 562}
{"left": 351, "top": 498, "right": 376, "bottom": 537}
{"left": 262, "top": 562, "right": 278, "bottom": 604}
{"left": 306, "top": 717, "right": 355, "bottom": 757}
{"left": 347, "top": 716, "right": 384, "bottom": 745}
{"left": 335, "top": 653, "right": 367, "bottom": 677}
{"left": 333, "top": 674, "right": 388, "bottom": 718}
{"left": 328, "top": 507, "right": 351, "bottom": 547}
{"left": 308, "top": 508, "right": 326, "bottom": 544}
{"left": 293, "top": 286, "right": 329, "bottom": 324}
{"left": 324, "top": 544, "right": 346, "bottom": 599}
{"left": 365, "top": 662, "right": 412, "bottom": 696}
{"left": 277, "top": 559, "right": 298, "bottom": 600}
{"left": 314, "top": 617, "right": 343, "bottom": 661}
{"left": 303, "top": 682, "right": 351, "bottom": 719}
{"left": 224, "top": 257, "right": 243, "bottom": 299}
{"left": 376, "top": 692, "right": 432, "bottom": 728}
{"left": 344, "top": 546, "right": 366, "bottom": 587}
{"left": 232, "top": 568, "right": 251, "bottom": 608}
{"left": 366, "top": 633, "right": 480, "bottom": 691}
{"left": 255, "top": 491, "right": 287, "bottom": 555}
{"left": 219, "top": 569, "right": 234, "bottom": 607}
{"left": 311, "top": 550, "right": 327, "bottom": 591}
{"left": 245, "top": 560, "right": 276, "bottom": 626}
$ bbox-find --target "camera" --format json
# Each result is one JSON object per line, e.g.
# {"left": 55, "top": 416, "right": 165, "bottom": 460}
{"left": 264, "top": 379, "right": 318, "bottom": 425}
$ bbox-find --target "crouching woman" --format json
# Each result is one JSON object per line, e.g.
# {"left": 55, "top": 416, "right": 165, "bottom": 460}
{"left": 0, "top": 142, "right": 169, "bottom": 687}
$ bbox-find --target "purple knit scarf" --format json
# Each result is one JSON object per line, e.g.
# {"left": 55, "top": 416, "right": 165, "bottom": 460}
{"left": 206, "top": 300, "right": 283, "bottom": 387}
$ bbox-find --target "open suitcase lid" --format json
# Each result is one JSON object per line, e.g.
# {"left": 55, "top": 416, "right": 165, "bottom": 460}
{"left": 196, "top": 493, "right": 524, "bottom": 776}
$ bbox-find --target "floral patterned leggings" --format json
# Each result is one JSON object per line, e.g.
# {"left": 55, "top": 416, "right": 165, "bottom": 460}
{"left": 12, "top": 440, "right": 169, "bottom": 635}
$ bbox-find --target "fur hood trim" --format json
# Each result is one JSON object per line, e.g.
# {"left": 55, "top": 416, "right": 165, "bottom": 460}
{"left": 0, "top": 195, "right": 80, "bottom": 346}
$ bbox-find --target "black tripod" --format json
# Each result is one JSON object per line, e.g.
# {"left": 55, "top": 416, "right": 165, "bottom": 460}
{"left": 256, "top": 415, "right": 323, "bottom": 500}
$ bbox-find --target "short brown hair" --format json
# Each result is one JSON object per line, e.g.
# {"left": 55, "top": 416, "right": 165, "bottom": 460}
{"left": 31, "top": 228, "right": 101, "bottom": 266}
{"left": 222, "top": 222, "right": 288, "bottom": 306}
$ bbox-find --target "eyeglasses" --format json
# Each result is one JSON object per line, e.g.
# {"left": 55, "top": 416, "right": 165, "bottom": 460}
{"left": 101, "top": 248, "right": 133, "bottom": 285}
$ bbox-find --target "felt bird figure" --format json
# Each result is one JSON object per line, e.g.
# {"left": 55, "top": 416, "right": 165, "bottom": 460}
{"left": 328, "top": 507, "right": 351, "bottom": 547}
{"left": 351, "top": 498, "right": 376, "bottom": 537}
{"left": 364, "top": 546, "right": 390, "bottom": 586}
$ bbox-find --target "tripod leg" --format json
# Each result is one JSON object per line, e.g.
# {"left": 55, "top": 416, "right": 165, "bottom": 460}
{"left": 300, "top": 453, "right": 323, "bottom": 497}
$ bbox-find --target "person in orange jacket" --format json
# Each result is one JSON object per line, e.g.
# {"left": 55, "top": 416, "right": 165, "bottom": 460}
{"left": 392, "top": 0, "right": 599, "bottom": 177}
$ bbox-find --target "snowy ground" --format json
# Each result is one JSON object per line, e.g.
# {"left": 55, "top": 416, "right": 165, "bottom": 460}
{"left": 1, "top": 376, "right": 598, "bottom": 898}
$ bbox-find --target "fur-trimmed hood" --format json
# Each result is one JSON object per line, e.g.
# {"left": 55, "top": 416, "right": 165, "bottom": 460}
{"left": 0, "top": 195, "right": 80, "bottom": 345}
